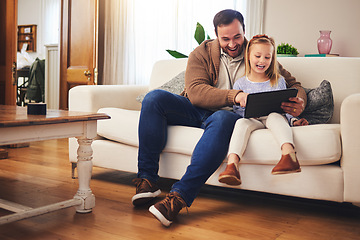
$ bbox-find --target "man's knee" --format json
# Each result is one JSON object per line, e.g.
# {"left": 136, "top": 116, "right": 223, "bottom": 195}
{"left": 142, "top": 89, "right": 169, "bottom": 106}
{"left": 208, "top": 110, "right": 240, "bottom": 128}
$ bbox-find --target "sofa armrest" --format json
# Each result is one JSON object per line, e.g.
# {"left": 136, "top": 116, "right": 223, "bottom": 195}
{"left": 340, "top": 93, "right": 360, "bottom": 203}
{"left": 69, "top": 85, "right": 148, "bottom": 112}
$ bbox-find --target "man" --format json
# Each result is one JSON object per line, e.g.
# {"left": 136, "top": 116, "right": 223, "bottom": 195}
{"left": 132, "top": 9, "right": 307, "bottom": 227}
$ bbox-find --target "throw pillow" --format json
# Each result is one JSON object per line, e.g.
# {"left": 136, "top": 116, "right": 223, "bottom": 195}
{"left": 136, "top": 71, "right": 185, "bottom": 103}
{"left": 300, "top": 80, "right": 334, "bottom": 124}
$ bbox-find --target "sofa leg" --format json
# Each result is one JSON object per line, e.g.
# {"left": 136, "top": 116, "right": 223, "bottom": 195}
{"left": 71, "top": 162, "right": 78, "bottom": 179}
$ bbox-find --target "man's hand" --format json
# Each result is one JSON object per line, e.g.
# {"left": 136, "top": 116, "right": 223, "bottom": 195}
{"left": 281, "top": 97, "right": 305, "bottom": 117}
{"left": 235, "top": 92, "right": 249, "bottom": 107}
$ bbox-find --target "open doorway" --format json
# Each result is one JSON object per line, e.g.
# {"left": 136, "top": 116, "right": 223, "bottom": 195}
{"left": 17, "top": 0, "right": 60, "bottom": 109}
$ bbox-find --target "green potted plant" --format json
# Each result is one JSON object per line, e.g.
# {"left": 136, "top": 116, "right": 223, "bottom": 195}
{"left": 166, "top": 22, "right": 210, "bottom": 58}
{"left": 277, "top": 43, "right": 299, "bottom": 57}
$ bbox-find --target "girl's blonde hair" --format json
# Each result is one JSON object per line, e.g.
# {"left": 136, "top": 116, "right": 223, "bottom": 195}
{"left": 245, "top": 34, "right": 280, "bottom": 86}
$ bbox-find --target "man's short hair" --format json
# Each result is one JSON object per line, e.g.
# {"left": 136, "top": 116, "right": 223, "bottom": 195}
{"left": 213, "top": 9, "right": 245, "bottom": 35}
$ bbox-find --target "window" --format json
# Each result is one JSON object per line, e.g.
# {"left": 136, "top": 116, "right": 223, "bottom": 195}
{"left": 103, "top": 0, "right": 263, "bottom": 85}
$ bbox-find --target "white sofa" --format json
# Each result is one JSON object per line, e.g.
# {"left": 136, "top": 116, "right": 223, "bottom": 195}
{"left": 69, "top": 57, "right": 360, "bottom": 206}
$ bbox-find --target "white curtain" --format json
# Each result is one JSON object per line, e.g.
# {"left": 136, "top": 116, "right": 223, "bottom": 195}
{"left": 102, "top": 0, "right": 263, "bottom": 85}
{"left": 245, "top": 0, "right": 264, "bottom": 39}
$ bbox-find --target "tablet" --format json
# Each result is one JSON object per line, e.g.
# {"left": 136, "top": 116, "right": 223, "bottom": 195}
{"left": 244, "top": 88, "right": 298, "bottom": 118}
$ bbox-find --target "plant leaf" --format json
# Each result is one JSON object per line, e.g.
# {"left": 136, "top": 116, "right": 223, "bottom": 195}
{"left": 194, "top": 22, "right": 205, "bottom": 45}
{"left": 277, "top": 43, "right": 298, "bottom": 55}
{"left": 166, "top": 50, "right": 188, "bottom": 58}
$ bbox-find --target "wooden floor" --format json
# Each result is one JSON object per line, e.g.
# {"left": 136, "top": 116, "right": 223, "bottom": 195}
{"left": 0, "top": 139, "right": 360, "bottom": 240}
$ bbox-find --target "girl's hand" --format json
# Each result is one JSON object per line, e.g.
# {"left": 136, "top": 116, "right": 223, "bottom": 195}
{"left": 235, "top": 92, "right": 249, "bottom": 107}
{"left": 281, "top": 97, "right": 305, "bottom": 117}
{"left": 293, "top": 118, "right": 309, "bottom": 126}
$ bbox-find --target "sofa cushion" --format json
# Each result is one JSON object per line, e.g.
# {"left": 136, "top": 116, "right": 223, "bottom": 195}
{"left": 136, "top": 71, "right": 185, "bottom": 103}
{"left": 241, "top": 124, "right": 341, "bottom": 165}
{"left": 97, "top": 107, "right": 341, "bottom": 166}
{"left": 97, "top": 107, "right": 202, "bottom": 155}
{"left": 300, "top": 80, "right": 334, "bottom": 124}
{"left": 97, "top": 108, "right": 140, "bottom": 146}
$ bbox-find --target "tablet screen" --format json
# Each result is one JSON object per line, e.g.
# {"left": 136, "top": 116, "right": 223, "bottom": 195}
{"left": 244, "top": 88, "right": 298, "bottom": 118}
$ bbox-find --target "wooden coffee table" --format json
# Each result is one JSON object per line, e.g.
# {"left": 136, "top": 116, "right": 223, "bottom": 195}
{"left": 0, "top": 105, "right": 110, "bottom": 224}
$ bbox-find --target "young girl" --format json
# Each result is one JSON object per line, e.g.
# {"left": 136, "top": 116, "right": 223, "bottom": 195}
{"left": 218, "top": 35, "right": 308, "bottom": 186}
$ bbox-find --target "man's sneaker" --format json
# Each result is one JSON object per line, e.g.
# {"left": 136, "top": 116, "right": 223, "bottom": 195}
{"left": 132, "top": 178, "right": 161, "bottom": 206}
{"left": 149, "top": 192, "right": 187, "bottom": 227}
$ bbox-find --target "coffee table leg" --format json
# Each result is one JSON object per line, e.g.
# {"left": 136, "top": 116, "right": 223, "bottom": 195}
{"left": 74, "top": 137, "right": 95, "bottom": 213}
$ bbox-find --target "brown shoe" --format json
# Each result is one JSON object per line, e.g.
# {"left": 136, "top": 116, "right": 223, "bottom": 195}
{"left": 132, "top": 178, "right": 161, "bottom": 206}
{"left": 149, "top": 192, "right": 187, "bottom": 227}
{"left": 218, "top": 163, "right": 241, "bottom": 185}
{"left": 271, "top": 152, "right": 301, "bottom": 175}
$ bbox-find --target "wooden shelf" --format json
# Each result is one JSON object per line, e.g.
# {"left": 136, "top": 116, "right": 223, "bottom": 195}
{"left": 17, "top": 25, "right": 37, "bottom": 52}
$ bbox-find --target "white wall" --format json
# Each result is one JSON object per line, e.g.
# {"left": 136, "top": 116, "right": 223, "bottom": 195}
{"left": 17, "top": 0, "right": 41, "bottom": 25}
{"left": 263, "top": 0, "right": 360, "bottom": 57}
{"left": 18, "top": 0, "right": 360, "bottom": 58}
{"left": 18, "top": 0, "right": 43, "bottom": 58}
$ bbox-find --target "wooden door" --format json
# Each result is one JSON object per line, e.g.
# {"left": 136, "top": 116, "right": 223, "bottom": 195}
{"left": 0, "top": 0, "right": 17, "bottom": 105}
{"left": 60, "top": 0, "right": 98, "bottom": 109}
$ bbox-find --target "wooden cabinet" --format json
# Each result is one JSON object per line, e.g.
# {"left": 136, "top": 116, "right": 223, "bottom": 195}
{"left": 17, "top": 24, "right": 37, "bottom": 52}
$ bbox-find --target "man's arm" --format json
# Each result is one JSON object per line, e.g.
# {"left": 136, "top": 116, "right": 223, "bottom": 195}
{"left": 183, "top": 41, "right": 241, "bottom": 109}
{"left": 279, "top": 63, "right": 307, "bottom": 117}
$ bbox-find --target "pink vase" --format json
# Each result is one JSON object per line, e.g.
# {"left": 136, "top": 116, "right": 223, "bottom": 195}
{"left": 317, "top": 31, "right": 332, "bottom": 54}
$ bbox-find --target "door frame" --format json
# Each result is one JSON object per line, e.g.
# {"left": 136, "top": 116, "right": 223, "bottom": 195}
{"left": 59, "top": 0, "right": 99, "bottom": 110}
{"left": 0, "top": 0, "right": 17, "bottom": 105}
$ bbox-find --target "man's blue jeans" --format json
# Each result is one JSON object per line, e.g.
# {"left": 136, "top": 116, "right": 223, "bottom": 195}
{"left": 137, "top": 89, "right": 241, "bottom": 206}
